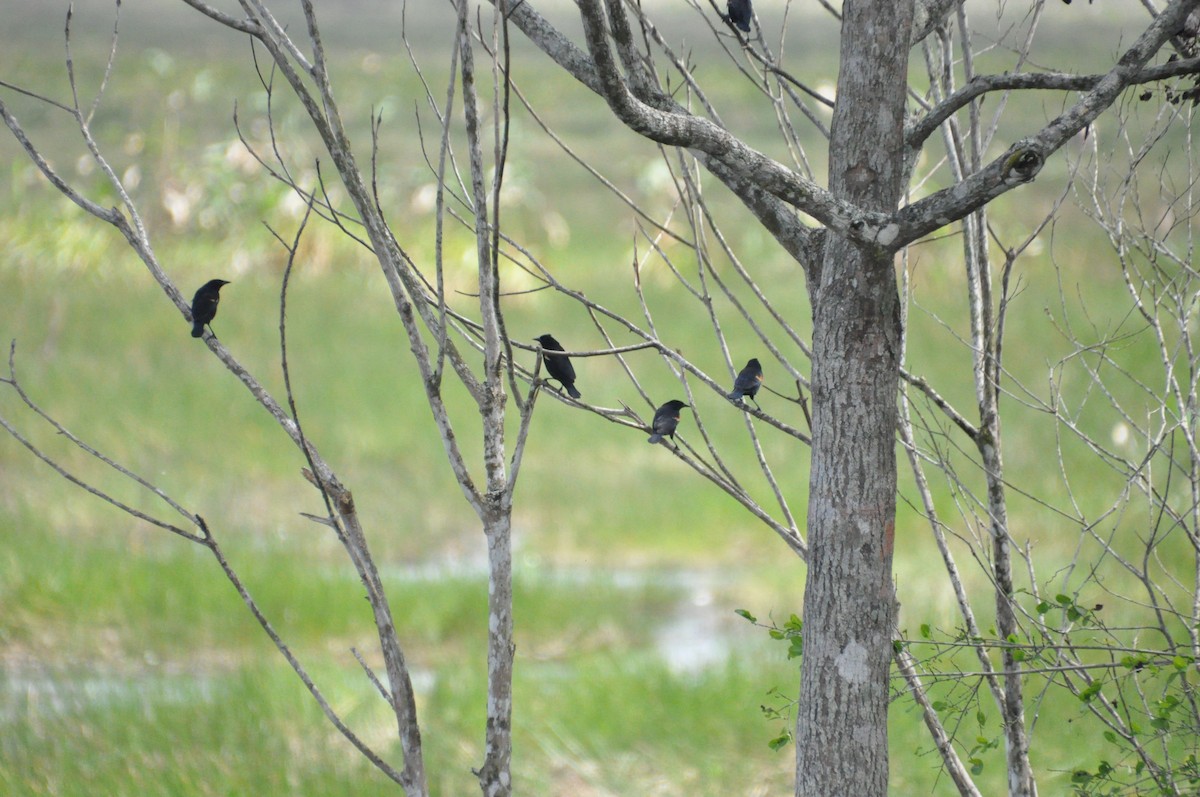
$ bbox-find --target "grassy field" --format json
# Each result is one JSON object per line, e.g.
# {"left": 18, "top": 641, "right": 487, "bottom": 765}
{"left": 0, "top": 1, "right": 1192, "bottom": 795}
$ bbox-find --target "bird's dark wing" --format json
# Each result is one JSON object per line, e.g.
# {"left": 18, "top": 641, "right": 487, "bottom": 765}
{"left": 728, "top": 0, "right": 752, "bottom": 31}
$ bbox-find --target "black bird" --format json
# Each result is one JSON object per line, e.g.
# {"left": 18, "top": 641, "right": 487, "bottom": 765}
{"left": 727, "top": 358, "right": 763, "bottom": 408}
{"left": 190, "top": 279, "right": 230, "bottom": 338}
{"left": 647, "top": 399, "right": 689, "bottom": 445}
{"left": 724, "top": 0, "right": 752, "bottom": 32}
{"left": 534, "top": 333, "right": 582, "bottom": 399}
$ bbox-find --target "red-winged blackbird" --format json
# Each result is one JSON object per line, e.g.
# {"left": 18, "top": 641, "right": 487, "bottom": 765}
{"left": 727, "top": 357, "right": 763, "bottom": 408}
{"left": 534, "top": 333, "right": 582, "bottom": 399}
{"left": 190, "top": 279, "right": 230, "bottom": 338}
{"left": 724, "top": 0, "right": 752, "bottom": 32}
{"left": 647, "top": 399, "right": 689, "bottom": 444}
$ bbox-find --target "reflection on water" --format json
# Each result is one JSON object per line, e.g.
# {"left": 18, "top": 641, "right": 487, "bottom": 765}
{"left": 382, "top": 555, "right": 749, "bottom": 675}
{"left": 2, "top": 558, "right": 767, "bottom": 720}
{"left": 0, "top": 669, "right": 216, "bottom": 723}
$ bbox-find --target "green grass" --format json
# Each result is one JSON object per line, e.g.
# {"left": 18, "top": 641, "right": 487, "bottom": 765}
{"left": 0, "top": 662, "right": 403, "bottom": 797}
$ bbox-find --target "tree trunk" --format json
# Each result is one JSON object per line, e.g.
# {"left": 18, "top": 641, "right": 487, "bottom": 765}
{"left": 794, "top": 0, "right": 912, "bottom": 794}
{"left": 478, "top": 506, "right": 514, "bottom": 797}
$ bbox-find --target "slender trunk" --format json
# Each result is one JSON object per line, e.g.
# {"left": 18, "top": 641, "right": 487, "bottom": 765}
{"left": 458, "top": 4, "right": 516, "bottom": 792}
{"left": 980, "top": 438, "right": 1037, "bottom": 797}
{"left": 795, "top": 0, "right": 912, "bottom": 794}
{"left": 478, "top": 507, "right": 514, "bottom": 797}
{"left": 964, "top": 201, "right": 1038, "bottom": 795}
{"left": 336, "top": 503, "right": 428, "bottom": 794}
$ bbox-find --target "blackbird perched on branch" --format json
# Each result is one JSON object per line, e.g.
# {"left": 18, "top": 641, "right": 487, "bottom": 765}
{"left": 724, "top": 0, "right": 752, "bottom": 32}
{"left": 727, "top": 358, "right": 763, "bottom": 408}
{"left": 190, "top": 279, "right": 230, "bottom": 338}
{"left": 534, "top": 333, "right": 582, "bottom": 399}
{"left": 647, "top": 399, "right": 689, "bottom": 444}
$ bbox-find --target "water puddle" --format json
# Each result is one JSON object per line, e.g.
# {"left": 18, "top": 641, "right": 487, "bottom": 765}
{"left": 0, "top": 559, "right": 764, "bottom": 721}
{"left": 382, "top": 555, "right": 752, "bottom": 674}
{"left": 0, "top": 668, "right": 216, "bottom": 724}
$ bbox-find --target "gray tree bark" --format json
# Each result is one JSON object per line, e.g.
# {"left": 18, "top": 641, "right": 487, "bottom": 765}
{"left": 795, "top": 0, "right": 913, "bottom": 794}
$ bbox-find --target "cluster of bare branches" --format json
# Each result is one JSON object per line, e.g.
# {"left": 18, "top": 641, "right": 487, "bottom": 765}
{"left": 891, "top": 5, "right": 1200, "bottom": 796}
{"left": 0, "top": 1, "right": 535, "bottom": 794}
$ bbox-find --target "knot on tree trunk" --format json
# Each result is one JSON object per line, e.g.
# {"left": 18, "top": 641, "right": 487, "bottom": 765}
{"left": 1002, "top": 147, "right": 1043, "bottom": 184}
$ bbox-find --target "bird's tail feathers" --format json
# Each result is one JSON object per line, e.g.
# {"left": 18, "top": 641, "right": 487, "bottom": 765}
{"left": 647, "top": 433, "right": 662, "bottom": 444}
{"left": 567, "top": 385, "right": 582, "bottom": 399}
{"left": 191, "top": 324, "right": 204, "bottom": 338}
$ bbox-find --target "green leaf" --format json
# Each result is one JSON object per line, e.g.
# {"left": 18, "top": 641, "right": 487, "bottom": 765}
{"left": 931, "top": 700, "right": 947, "bottom": 712}
{"left": 1035, "top": 601, "right": 1051, "bottom": 615}
{"left": 1078, "top": 681, "right": 1103, "bottom": 702}
{"left": 1103, "top": 731, "right": 1117, "bottom": 744}
{"left": 768, "top": 629, "right": 785, "bottom": 640}
{"left": 920, "top": 623, "right": 931, "bottom": 639}
{"left": 969, "top": 757, "right": 984, "bottom": 776}
{"left": 768, "top": 732, "right": 791, "bottom": 751}
{"left": 1056, "top": 593, "right": 1073, "bottom": 605}
{"left": 734, "top": 608, "right": 756, "bottom": 623}
{"left": 1012, "top": 648, "right": 1026, "bottom": 663}
{"left": 1175, "top": 656, "right": 1189, "bottom": 670}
